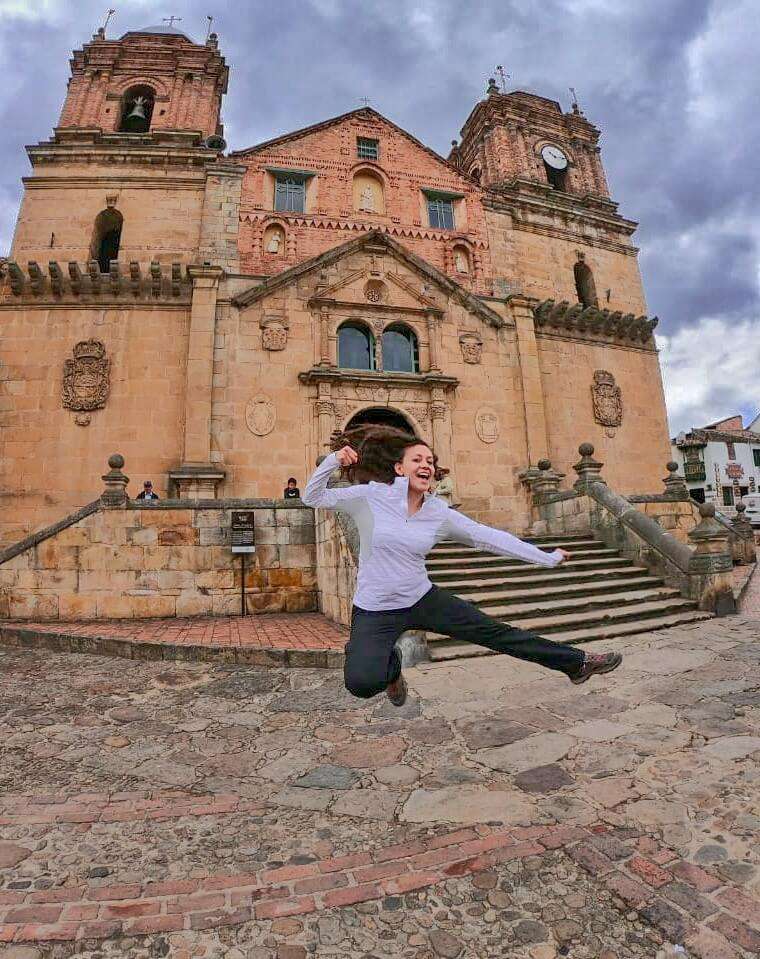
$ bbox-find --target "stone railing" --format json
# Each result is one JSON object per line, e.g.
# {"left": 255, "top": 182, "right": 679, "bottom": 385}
{"left": 1, "top": 258, "right": 192, "bottom": 302}
{"left": 0, "top": 454, "right": 316, "bottom": 621}
{"left": 530, "top": 444, "right": 739, "bottom": 615}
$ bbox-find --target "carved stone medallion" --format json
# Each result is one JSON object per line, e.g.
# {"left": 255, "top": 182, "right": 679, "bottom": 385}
{"left": 459, "top": 332, "right": 483, "bottom": 365}
{"left": 475, "top": 407, "right": 500, "bottom": 444}
{"left": 591, "top": 370, "right": 623, "bottom": 428}
{"left": 245, "top": 395, "right": 276, "bottom": 436}
{"left": 262, "top": 323, "right": 287, "bottom": 351}
{"left": 62, "top": 339, "right": 110, "bottom": 413}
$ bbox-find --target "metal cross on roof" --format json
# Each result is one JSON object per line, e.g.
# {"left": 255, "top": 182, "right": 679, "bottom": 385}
{"left": 162, "top": 15, "right": 183, "bottom": 28}
{"left": 495, "top": 65, "right": 510, "bottom": 92}
{"left": 359, "top": 97, "right": 372, "bottom": 108}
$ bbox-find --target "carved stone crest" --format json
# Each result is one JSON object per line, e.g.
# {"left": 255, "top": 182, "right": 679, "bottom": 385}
{"left": 475, "top": 407, "right": 500, "bottom": 444}
{"left": 62, "top": 340, "right": 110, "bottom": 413}
{"left": 245, "top": 395, "right": 276, "bottom": 436}
{"left": 260, "top": 316, "right": 288, "bottom": 351}
{"left": 591, "top": 370, "right": 623, "bottom": 428}
{"left": 459, "top": 332, "right": 483, "bottom": 365}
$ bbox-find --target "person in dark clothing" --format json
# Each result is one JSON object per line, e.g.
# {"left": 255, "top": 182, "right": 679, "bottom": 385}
{"left": 284, "top": 477, "right": 301, "bottom": 499}
{"left": 136, "top": 480, "right": 160, "bottom": 500}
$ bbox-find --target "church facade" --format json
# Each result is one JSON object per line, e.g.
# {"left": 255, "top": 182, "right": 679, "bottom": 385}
{"left": 0, "top": 24, "right": 671, "bottom": 546}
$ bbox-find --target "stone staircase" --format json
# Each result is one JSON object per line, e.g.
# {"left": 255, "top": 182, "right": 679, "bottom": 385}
{"left": 424, "top": 533, "right": 713, "bottom": 661}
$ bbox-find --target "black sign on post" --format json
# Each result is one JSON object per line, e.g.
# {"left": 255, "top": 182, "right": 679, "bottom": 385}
{"left": 230, "top": 510, "right": 256, "bottom": 553}
{"left": 230, "top": 510, "right": 256, "bottom": 618}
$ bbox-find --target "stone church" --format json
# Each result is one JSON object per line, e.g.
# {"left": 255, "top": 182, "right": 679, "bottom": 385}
{"left": 0, "top": 23, "right": 671, "bottom": 547}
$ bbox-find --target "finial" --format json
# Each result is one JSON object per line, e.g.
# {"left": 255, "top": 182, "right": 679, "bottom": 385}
{"left": 578, "top": 442, "right": 595, "bottom": 456}
{"left": 486, "top": 77, "right": 499, "bottom": 97}
{"left": 537, "top": 459, "right": 551, "bottom": 471}
{"left": 699, "top": 502, "right": 716, "bottom": 518}
{"left": 495, "top": 65, "right": 510, "bottom": 93}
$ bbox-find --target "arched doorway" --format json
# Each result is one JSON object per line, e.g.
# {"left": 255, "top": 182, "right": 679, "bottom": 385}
{"left": 345, "top": 406, "right": 415, "bottom": 434}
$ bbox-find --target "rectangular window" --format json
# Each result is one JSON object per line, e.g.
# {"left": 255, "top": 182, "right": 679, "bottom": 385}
{"left": 274, "top": 176, "right": 306, "bottom": 213}
{"left": 722, "top": 486, "right": 735, "bottom": 507}
{"left": 726, "top": 441, "right": 736, "bottom": 460}
{"left": 427, "top": 196, "right": 455, "bottom": 230}
{"left": 753, "top": 448, "right": 760, "bottom": 468}
{"left": 357, "top": 137, "right": 379, "bottom": 160}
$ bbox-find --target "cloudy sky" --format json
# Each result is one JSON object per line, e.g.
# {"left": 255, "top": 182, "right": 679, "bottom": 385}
{"left": 0, "top": 0, "right": 757, "bottom": 434}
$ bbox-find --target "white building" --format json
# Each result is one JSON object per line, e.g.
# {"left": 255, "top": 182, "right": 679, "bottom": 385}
{"left": 671, "top": 414, "right": 760, "bottom": 513}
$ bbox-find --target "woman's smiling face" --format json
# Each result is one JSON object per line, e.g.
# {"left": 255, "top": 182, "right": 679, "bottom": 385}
{"left": 395, "top": 443, "right": 435, "bottom": 494}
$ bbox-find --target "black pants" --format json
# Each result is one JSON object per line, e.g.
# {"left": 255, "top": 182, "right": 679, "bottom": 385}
{"left": 345, "top": 585, "right": 584, "bottom": 699}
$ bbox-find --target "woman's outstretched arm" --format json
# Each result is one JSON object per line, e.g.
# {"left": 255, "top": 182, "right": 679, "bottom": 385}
{"left": 438, "top": 508, "right": 565, "bottom": 568}
{"left": 301, "top": 450, "right": 368, "bottom": 512}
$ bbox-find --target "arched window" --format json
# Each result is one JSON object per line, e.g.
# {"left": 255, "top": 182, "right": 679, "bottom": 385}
{"left": 91, "top": 208, "right": 124, "bottom": 274}
{"left": 382, "top": 324, "right": 419, "bottom": 373}
{"left": 119, "top": 85, "right": 155, "bottom": 133}
{"left": 470, "top": 166, "right": 481, "bottom": 184}
{"left": 574, "top": 259, "right": 599, "bottom": 308}
{"left": 338, "top": 322, "right": 376, "bottom": 370}
{"left": 352, "top": 171, "right": 385, "bottom": 214}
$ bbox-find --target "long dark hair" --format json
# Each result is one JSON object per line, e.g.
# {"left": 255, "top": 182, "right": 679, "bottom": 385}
{"left": 330, "top": 424, "right": 433, "bottom": 485}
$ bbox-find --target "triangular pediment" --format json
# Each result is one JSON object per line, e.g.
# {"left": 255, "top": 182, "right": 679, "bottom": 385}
{"left": 232, "top": 231, "right": 504, "bottom": 328}
{"left": 231, "top": 107, "right": 472, "bottom": 185}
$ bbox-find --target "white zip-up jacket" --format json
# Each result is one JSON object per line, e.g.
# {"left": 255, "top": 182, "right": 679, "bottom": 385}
{"left": 303, "top": 452, "right": 563, "bottom": 611}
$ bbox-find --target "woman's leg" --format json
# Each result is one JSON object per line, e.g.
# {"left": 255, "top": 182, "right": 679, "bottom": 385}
{"left": 409, "top": 586, "right": 586, "bottom": 676}
{"left": 344, "top": 607, "right": 408, "bottom": 699}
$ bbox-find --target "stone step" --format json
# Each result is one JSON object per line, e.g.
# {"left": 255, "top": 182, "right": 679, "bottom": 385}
{"left": 428, "top": 556, "right": 635, "bottom": 581}
{"left": 429, "top": 538, "right": 606, "bottom": 558}
{"left": 446, "top": 573, "right": 662, "bottom": 600}
{"left": 431, "top": 566, "right": 650, "bottom": 591}
{"left": 426, "top": 596, "right": 700, "bottom": 641}
{"left": 426, "top": 609, "right": 713, "bottom": 661}
{"left": 477, "top": 586, "right": 683, "bottom": 619}
{"left": 426, "top": 550, "right": 623, "bottom": 570}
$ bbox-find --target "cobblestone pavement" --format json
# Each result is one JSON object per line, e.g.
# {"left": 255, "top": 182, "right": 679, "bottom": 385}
{"left": 0, "top": 615, "right": 759, "bottom": 958}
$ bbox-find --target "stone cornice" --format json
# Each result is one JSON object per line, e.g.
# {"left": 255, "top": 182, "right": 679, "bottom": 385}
{"left": 533, "top": 298, "right": 658, "bottom": 347}
{"left": 233, "top": 229, "right": 504, "bottom": 329}
{"left": 484, "top": 181, "right": 638, "bottom": 240}
{"left": 0, "top": 259, "right": 193, "bottom": 304}
{"left": 307, "top": 296, "right": 443, "bottom": 318}
{"left": 298, "top": 367, "right": 459, "bottom": 391}
{"left": 26, "top": 129, "right": 224, "bottom": 170}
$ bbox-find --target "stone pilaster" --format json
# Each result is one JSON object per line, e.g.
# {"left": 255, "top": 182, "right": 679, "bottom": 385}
{"left": 198, "top": 162, "right": 246, "bottom": 272}
{"left": 173, "top": 264, "right": 226, "bottom": 498}
{"left": 508, "top": 295, "right": 549, "bottom": 468}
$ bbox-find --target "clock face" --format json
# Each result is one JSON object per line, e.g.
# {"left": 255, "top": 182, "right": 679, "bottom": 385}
{"left": 541, "top": 145, "right": 568, "bottom": 170}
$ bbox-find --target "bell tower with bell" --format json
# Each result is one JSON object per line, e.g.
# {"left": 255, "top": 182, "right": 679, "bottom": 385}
{"left": 9, "top": 21, "right": 241, "bottom": 272}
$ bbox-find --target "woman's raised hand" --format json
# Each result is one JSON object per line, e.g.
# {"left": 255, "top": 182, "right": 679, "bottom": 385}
{"left": 335, "top": 445, "right": 359, "bottom": 467}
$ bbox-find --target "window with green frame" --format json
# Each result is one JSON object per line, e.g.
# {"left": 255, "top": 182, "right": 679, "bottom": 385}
{"left": 274, "top": 176, "right": 306, "bottom": 213}
{"left": 426, "top": 195, "right": 455, "bottom": 230}
{"left": 754, "top": 448, "right": 760, "bottom": 468}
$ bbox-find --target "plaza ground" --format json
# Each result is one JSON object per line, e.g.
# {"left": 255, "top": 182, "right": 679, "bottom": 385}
{"left": 0, "top": 574, "right": 758, "bottom": 957}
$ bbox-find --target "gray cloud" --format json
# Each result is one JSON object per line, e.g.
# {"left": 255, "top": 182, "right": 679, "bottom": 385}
{"left": 0, "top": 0, "right": 757, "bottom": 431}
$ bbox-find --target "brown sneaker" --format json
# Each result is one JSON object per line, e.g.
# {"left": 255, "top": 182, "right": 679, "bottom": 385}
{"left": 568, "top": 651, "right": 623, "bottom": 685}
{"left": 386, "top": 674, "right": 408, "bottom": 707}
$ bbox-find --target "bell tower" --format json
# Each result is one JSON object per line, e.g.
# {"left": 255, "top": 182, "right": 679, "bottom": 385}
{"left": 58, "top": 23, "right": 227, "bottom": 140}
{"left": 8, "top": 22, "right": 241, "bottom": 272}
{"left": 454, "top": 83, "right": 610, "bottom": 199}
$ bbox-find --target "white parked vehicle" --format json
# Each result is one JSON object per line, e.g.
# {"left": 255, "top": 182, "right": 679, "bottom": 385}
{"left": 742, "top": 494, "right": 760, "bottom": 527}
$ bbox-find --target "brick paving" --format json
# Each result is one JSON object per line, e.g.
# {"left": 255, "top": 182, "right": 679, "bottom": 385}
{"left": 0, "top": 612, "right": 348, "bottom": 667}
{"left": 0, "top": 614, "right": 758, "bottom": 957}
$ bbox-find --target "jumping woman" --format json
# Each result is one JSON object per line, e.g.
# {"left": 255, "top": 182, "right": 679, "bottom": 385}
{"left": 303, "top": 426, "right": 622, "bottom": 706}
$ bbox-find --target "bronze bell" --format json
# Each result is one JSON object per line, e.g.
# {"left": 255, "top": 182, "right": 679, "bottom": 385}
{"left": 122, "top": 96, "right": 149, "bottom": 132}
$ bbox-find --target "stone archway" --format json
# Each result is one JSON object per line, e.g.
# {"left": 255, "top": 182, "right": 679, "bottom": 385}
{"left": 345, "top": 406, "right": 415, "bottom": 434}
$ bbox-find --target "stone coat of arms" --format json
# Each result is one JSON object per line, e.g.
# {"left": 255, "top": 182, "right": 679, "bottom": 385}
{"left": 591, "top": 370, "right": 623, "bottom": 428}
{"left": 62, "top": 340, "right": 110, "bottom": 412}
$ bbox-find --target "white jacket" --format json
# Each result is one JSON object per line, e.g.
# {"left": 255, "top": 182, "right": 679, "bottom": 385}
{"left": 303, "top": 452, "right": 563, "bottom": 611}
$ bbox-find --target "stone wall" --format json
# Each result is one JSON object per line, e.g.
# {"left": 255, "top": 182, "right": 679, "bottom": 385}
{"left": 315, "top": 509, "right": 358, "bottom": 627}
{"left": 0, "top": 500, "right": 316, "bottom": 621}
{"left": 631, "top": 499, "right": 698, "bottom": 544}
